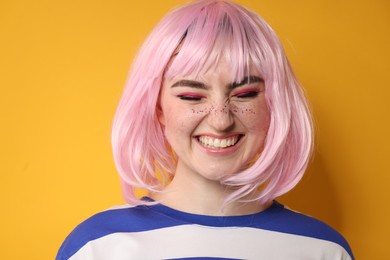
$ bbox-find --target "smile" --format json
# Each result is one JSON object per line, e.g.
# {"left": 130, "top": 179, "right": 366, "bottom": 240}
{"left": 196, "top": 135, "right": 242, "bottom": 149}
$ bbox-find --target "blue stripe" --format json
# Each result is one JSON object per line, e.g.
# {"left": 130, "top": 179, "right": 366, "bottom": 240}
{"left": 147, "top": 199, "right": 353, "bottom": 258}
{"left": 57, "top": 199, "right": 353, "bottom": 259}
{"left": 57, "top": 205, "right": 185, "bottom": 259}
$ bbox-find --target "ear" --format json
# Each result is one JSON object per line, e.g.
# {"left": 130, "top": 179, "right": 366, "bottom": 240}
{"left": 156, "top": 103, "right": 165, "bottom": 126}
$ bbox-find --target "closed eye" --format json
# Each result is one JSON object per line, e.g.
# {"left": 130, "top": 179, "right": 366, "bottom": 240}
{"left": 177, "top": 94, "right": 204, "bottom": 101}
{"left": 233, "top": 91, "right": 259, "bottom": 98}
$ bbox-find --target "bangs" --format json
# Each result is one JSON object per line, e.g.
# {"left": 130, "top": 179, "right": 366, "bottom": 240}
{"left": 164, "top": 2, "right": 265, "bottom": 82}
{"left": 114, "top": 0, "right": 313, "bottom": 206}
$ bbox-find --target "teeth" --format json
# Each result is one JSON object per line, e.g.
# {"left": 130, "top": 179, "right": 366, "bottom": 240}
{"left": 226, "top": 138, "right": 231, "bottom": 146}
{"left": 197, "top": 136, "right": 240, "bottom": 149}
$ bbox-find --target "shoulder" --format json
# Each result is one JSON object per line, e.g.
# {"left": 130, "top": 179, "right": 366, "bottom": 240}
{"left": 259, "top": 201, "right": 354, "bottom": 259}
{"left": 56, "top": 204, "right": 178, "bottom": 260}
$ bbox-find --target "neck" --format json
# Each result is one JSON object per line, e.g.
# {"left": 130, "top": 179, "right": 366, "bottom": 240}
{"left": 151, "top": 163, "right": 271, "bottom": 216}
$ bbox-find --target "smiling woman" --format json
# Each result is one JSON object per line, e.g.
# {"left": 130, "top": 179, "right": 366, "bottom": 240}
{"left": 57, "top": 0, "right": 354, "bottom": 259}
{"left": 157, "top": 61, "right": 269, "bottom": 192}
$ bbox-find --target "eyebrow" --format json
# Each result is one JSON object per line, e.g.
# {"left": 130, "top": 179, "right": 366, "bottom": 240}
{"left": 170, "top": 75, "right": 263, "bottom": 89}
{"left": 170, "top": 80, "right": 207, "bottom": 89}
{"left": 230, "top": 75, "right": 264, "bottom": 89}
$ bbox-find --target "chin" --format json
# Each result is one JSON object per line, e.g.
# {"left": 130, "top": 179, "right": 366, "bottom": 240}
{"left": 198, "top": 168, "right": 239, "bottom": 182}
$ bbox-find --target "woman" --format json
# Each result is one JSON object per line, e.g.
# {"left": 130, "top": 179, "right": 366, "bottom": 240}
{"left": 57, "top": 0, "right": 354, "bottom": 259}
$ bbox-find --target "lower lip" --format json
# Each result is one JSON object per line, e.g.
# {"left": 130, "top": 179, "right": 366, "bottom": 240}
{"left": 194, "top": 136, "right": 243, "bottom": 156}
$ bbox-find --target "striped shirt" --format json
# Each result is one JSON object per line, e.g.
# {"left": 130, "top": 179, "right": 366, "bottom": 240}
{"left": 57, "top": 199, "right": 353, "bottom": 260}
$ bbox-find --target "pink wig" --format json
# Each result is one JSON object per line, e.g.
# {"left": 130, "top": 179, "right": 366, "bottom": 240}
{"left": 112, "top": 0, "right": 313, "bottom": 205}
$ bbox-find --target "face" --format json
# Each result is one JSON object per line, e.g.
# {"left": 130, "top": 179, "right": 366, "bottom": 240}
{"left": 158, "top": 61, "right": 270, "bottom": 182}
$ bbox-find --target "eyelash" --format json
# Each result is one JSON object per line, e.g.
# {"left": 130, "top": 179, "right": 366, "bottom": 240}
{"left": 177, "top": 94, "right": 204, "bottom": 101}
{"left": 177, "top": 91, "right": 259, "bottom": 101}
{"left": 233, "top": 91, "right": 259, "bottom": 98}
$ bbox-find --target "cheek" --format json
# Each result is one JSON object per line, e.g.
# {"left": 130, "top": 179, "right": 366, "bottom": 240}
{"left": 230, "top": 103, "right": 270, "bottom": 131}
{"left": 163, "top": 107, "right": 204, "bottom": 135}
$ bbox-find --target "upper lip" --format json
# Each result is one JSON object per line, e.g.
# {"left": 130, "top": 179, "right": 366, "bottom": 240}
{"left": 194, "top": 133, "right": 243, "bottom": 139}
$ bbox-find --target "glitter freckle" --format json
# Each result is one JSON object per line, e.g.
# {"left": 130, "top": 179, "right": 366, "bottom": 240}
{"left": 189, "top": 105, "right": 256, "bottom": 115}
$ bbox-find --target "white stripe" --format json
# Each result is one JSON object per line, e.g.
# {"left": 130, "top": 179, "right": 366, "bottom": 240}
{"left": 105, "top": 204, "right": 134, "bottom": 211}
{"left": 70, "top": 225, "right": 352, "bottom": 260}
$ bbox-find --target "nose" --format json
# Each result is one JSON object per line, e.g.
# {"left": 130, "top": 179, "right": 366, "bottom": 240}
{"left": 206, "top": 104, "right": 235, "bottom": 132}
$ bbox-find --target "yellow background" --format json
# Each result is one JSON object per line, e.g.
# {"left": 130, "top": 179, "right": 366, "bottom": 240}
{"left": 1, "top": 0, "right": 389, "bottom": 259}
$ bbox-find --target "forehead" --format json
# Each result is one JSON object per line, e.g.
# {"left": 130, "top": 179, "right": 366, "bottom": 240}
{"left": 163, "top": 25, "right": 264, "bottom": 84}
{"left": 166, "top": 58, "right": 261, "bottom": 85}
{"left": 164, "top": 45, "right": 262, "bottom": 84}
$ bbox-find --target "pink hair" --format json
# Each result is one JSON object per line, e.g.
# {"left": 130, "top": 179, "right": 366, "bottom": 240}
{"left": 112, "top": 0, "right": 313, "bottom": 205}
